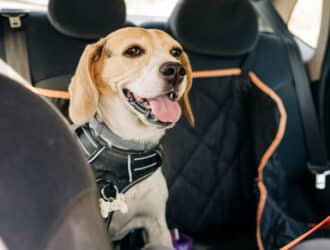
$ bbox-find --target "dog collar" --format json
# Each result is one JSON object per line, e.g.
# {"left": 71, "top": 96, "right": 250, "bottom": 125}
{"left": 74, "top": 120, "right": 163, "bottom": 225}
{"left": 89, "top": 117, "right": 157, "bottom": 152}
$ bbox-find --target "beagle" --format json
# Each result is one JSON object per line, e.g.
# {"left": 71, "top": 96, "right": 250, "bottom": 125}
{"left": 69, "top": 27, "right": 194, "bottom": 249}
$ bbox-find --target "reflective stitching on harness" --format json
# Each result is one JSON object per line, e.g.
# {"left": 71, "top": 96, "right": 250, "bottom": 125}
{"left": 122, "top": 173, "right": 154, "bottom": 193}
{"left": 128, "top": 154, "right": 133, "bottom": 183}
{"left": 134, "top": 152, "right": 157, "bottom": 161}
{"left": 134, "top": 162, "right": 158, "bottom": 171}
{"left": 88, "top": 146, "right": 106, "bottom": 164}
{"left": 75, "top": 121, "right": 163, "bottom": 228}
{"left": 77, "top": 136, "right": 91, "bottom": 156}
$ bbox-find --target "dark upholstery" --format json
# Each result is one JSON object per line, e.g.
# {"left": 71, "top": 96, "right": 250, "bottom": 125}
{"left": 1, "top": 0, "right": 129, "bottom": 85}
{"left": 0, "top": 12, "right": 92, "bottom": 84}
{"left": 140, "top": 22, "right": 306, "bottom": 237}
{"left": 162, "top": 73, "right": 257, "bottom": 243}
{"left": 26, "top": 12, "right": 93, "bottom": 83}
{"left": 169, "top": 0, "right": 259, "bottom": 56}
{"left": 48, "top": 0, "right": 126, "bottom": 39}
{"left": 0, "top": 75, "right": 110, "bottom": 250}
{"left": 142, "top": 3, "right": 306, "bottom": 248}
{"left": 164, "top": 34, "right": 308, "bottom": 249}
{"left": 0, "top": 0, "right": 311, "bottom": 248}
{"left": 253, "top": 33, "right": 306, "bottom": 177}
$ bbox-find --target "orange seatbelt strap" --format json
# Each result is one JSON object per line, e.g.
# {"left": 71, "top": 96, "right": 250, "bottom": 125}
{"left": 32, "top": 68, "right": 242, "bottom": 99}
{"left": 280, "top": 216, "right": 330, "bottom": 250}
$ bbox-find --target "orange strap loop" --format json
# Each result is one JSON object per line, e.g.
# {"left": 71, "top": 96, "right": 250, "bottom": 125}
{"left": 192, "top": 68, "right": 241, "bottom": 78}
{"left": 31, "top": 68, "right": 242, "bottom": 99}
{"left": 33, "top": 87, "right": 70, "bottom": 99}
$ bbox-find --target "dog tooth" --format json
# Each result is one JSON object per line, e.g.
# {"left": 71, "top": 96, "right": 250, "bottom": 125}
{"left": 168, "top": 92, "right": 174, "bottom": 101}
{"left": 169, "top": 91, "right": 178, "bottom": 101}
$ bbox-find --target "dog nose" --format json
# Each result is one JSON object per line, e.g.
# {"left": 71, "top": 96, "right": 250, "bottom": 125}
{"left": 159, "top": 62, "right": 186, "bottom": 86}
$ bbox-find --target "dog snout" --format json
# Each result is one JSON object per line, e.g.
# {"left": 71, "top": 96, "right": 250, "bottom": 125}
{"left": 159, "top": 62, "right": 186, "bottom": 86}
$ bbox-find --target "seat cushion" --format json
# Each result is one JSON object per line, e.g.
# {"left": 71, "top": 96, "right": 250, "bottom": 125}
{"left": 162, "top": 73, "right": 257, "bottom": 242}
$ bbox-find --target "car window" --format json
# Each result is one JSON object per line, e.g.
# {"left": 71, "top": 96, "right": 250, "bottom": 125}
{"left": 0, "top": 0, "right": 46, "bottom": 10}
{"left": 1, "top": 0, "right": 178, "bottom": 21}
{"left": 126, "top": 0, "right": 177, "bottom": 17}
{"left": 288, "top": 0, "right": 323, "bottom": 48}
{"left": 126, "top": 0, "right": 178, "bottom": 24}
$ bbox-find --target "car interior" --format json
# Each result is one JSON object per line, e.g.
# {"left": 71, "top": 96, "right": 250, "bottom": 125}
{"left": 0, "top": 0, "right": 330, "bottom": 249}
{"left": 0, "top": 74, "right": 112, "bottom": 250}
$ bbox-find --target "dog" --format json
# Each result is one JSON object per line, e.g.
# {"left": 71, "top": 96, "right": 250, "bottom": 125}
{"left": 68, "top": 27, "right": 194, "bottom": 249}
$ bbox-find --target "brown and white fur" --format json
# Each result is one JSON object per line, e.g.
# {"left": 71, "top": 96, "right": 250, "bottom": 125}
{"left": 68, "top": 27, "right": 194, "bottom": 249}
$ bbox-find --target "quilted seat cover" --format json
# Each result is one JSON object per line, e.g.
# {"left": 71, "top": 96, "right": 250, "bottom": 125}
{"left": 162, "top": 73, "right": 257, "bottom": 237}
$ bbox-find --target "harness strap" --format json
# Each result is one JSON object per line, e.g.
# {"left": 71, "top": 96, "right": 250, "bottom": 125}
{"left": 74, "top": 124, "right": 163, "bottom": 181}
{"left": 75, "top": 126, "right": 106, "bottom": 163}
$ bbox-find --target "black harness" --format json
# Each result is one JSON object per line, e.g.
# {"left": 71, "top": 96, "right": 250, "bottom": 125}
{"left": 74, "top": 118, "right": 163, "bottom": 228}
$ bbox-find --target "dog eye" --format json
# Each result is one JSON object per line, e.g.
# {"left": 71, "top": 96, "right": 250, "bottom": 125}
{"left": 170, "top": 47, "right": 182, "bottom": 57}
{"left": 123, "top": 46, "right": 144, "bottom": 57}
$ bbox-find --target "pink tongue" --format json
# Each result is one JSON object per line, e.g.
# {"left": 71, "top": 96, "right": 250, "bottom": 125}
{"left": 148, "top": 96, "right": 181, "bottom": 123}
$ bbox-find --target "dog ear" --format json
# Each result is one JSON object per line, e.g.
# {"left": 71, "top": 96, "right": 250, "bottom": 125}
{"left": 69, "top": 38, "right": 106, "bottom": 125}
{"left": 179, "top": 52, "right": 195, "bottom": 127}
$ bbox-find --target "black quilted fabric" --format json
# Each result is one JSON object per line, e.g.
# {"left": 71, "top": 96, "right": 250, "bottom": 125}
{"left": 162, "top": 74, "right": 258, "bottom": 239}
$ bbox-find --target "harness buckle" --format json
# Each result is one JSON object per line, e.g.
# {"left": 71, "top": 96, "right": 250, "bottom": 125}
{"left": 308, "top": 163, "right": 330, "bottom": 189}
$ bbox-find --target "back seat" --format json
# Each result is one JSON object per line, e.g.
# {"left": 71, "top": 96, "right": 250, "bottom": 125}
{"left": 0, "top": 0, "right": 129, "bottom": 89}
{"left": 0, "top": 0, "right": 131, "bottom": 118}
{"left": 0, "top": 0, "right": 311, "bottom": 249}
{"left": 142, "top": 0, "right": 307, "bottom": 248}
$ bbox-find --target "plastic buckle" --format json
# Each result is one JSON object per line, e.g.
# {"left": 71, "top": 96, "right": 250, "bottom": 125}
{"left": 308, "top": 163, "right": 330, "bottom": 190}
{"left": 1, "top": 13, "right": 26, "bottom": 29}
{"left": 8, "top": 16, "right": 22, "bottom": 28}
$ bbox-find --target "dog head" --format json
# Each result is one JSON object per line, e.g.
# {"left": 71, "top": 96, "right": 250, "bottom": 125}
{"left": 69, "top": 27, "right": 194, "bottom": 143}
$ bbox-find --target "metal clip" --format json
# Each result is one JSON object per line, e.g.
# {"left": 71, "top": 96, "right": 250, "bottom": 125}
{"left": 315, "top": 171, "right": 330, "bottom": 190}
{"left": 308, "top": 163, "right": 330, "bottom": 190}
{"left": 308, "top": 162, "right": 330, "bottom": 189}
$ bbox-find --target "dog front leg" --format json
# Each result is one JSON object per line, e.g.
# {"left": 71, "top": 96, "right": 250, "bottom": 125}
{"left": 110, "top": 215, "right": 172, "bottom": 249}
{"left": 143, "top": 216, "right": 172, "bottom": 249}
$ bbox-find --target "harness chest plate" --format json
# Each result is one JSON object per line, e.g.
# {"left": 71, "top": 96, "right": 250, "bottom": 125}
{"left": 74, "top": 122, "right": 163, "bottom": 227}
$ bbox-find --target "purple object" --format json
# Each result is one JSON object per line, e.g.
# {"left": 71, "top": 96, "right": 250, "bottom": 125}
{"left": 171, "top": 229, "right": 193, "bottom": 250}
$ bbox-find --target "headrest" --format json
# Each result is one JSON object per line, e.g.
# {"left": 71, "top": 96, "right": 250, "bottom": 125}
{"left": 48, "top": 0, "right": 126, "bottom": 39}
{"left": 169, "top": 0, "right": 259, "bottom": 56}
{"left": 0, "top": 75, "right": 110, "bottom": 250}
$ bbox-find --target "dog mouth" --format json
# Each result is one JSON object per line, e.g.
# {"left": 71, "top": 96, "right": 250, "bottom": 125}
{"left": 122, "top": 88, "right": 182, "bottom": 127}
